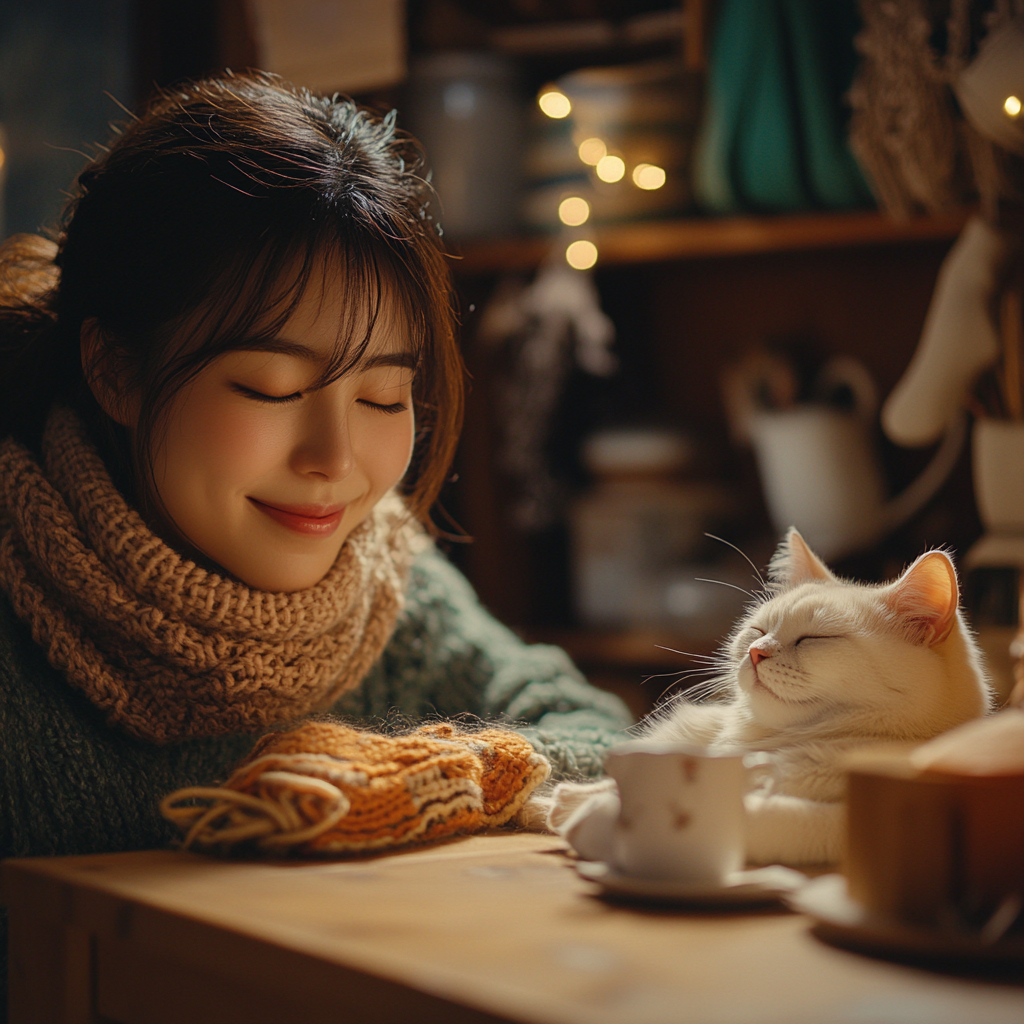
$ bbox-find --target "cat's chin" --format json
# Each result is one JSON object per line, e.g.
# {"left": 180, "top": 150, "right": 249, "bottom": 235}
{"left": 744, "top": 680, "right": 822, "bottom": 730}
{"left": 739, "top": 668, "right": 812, "bottom": 709}
{"left": 753, "top": 676, "right": 815, "bottom": 706}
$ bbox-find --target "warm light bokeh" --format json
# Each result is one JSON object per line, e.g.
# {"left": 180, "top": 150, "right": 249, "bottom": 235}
{"left": 578, "top": 137, "right": 607, "bottom": 165}
{"left": 595, "top": 154, "right": 625, "bottom": 183}
{"left": 1005, "top": 95, "right": 1022, "bottom": 117}
{"left": 632, "top": 163, "right": 667, "bottom": 190}
{"left": 565, "top": 239, "right": 598, "bottom": 270}
{"left": 538, "top": 90, "right": 571, "bottom": 119}
{"left": 558, "top": 196, "right": 590, "bottom": 226}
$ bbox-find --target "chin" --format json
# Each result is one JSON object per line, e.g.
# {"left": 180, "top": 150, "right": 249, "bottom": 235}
{"left": 219, "top": 552, "right": 338, "bottom": 593}
{"left": 259, "top": 564, "right": 335, "bottom": 593}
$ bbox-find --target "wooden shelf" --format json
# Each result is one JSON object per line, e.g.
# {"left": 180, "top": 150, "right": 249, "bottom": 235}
{"left": 450, "top": 209, "right": 970, "bottom": 275}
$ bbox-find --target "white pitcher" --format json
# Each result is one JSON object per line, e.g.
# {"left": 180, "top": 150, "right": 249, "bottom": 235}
{"left": 748, "top": 358, "right": 966, "bottom": 561}
{"left": 973, "top": 419, "right": 1024, "bottom": 534}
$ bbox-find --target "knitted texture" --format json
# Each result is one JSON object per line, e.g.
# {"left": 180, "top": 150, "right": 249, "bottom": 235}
{"left": 0, "top": 539, "right": 633, "bottom": 1024}
{"left": 161, "top": 719, "right": 551, "bottom": 853}
{"left": 0, "top": 407, "right": 423, "bottom": 744}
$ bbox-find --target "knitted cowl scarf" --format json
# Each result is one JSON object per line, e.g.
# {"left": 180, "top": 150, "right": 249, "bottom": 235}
{"left": 0, "top": 407, "right": 423, "bottom": 744}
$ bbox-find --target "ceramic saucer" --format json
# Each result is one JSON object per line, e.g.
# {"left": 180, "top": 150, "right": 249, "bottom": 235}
{"left": 574, "top": 861, "right": 807, "bottom": 906}
{"left": 787, "top": 874, "right": 1024, "bottom": 963}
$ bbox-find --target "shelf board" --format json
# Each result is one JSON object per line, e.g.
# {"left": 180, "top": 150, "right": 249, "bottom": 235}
{"left": 449, "top": 209, "right": 970, "bottom": 275}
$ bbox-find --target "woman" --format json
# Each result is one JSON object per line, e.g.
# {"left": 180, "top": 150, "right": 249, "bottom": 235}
{"left": 0, "top": 74, "right": 630, "bottom": 875}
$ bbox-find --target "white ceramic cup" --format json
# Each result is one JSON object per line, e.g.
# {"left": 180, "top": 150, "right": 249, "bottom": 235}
{"left": 604, "top": 741, "right": 746, "bottom": 883}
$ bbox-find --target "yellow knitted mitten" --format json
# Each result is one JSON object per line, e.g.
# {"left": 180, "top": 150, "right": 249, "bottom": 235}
{"left": 160, "top": 721, "right": 550, "bottom": 855}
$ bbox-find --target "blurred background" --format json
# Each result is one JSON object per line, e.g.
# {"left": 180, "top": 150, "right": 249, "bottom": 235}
{"left": 2, "top": 0, "right": 1022, "bottom": 716}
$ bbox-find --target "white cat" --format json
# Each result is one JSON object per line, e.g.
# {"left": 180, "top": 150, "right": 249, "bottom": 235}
{"left": 550, "top": 529, "right": 992, "bottom": 865}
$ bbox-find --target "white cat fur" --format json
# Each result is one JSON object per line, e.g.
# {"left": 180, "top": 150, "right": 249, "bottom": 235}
{"left": 551, "top": 529, "right": 992, "bottom": 865}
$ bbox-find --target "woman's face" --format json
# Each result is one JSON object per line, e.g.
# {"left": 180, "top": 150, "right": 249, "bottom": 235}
{"left": 144, "top": 269, "right": 416, "bottom": 592}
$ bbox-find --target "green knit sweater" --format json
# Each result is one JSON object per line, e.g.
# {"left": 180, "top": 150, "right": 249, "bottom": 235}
{"left": 0, "top": 543, "right": 631, "bottom": 1017}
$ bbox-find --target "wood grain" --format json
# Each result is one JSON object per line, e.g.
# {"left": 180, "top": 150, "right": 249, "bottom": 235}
{"left": 4, "top": 833, "right": 1022, "bottom": 1024}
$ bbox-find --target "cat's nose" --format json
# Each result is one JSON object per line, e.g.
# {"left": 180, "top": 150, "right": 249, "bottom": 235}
{"left": 749, "top": 646, "right": 769, "bottom": 666}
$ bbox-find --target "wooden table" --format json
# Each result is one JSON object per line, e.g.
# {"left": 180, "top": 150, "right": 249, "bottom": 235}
{"left": 3, "top": 833, "right": 1022, "bottom": 1024}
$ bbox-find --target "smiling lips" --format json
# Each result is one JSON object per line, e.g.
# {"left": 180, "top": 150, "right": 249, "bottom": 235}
{"left": 248, "top": 498, "right": 346, "bottom": 536}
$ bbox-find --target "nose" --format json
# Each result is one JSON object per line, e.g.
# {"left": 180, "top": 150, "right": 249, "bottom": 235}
{"left": 292, "top": 403, "right": 355, "bottom": 481}
{"left": 749, "top": 644, "right": 771, "bottom": 667}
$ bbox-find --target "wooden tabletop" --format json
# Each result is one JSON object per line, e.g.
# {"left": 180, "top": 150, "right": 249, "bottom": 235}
{"left": 3, "top": 833, "right": 1022, "bottom": 1024}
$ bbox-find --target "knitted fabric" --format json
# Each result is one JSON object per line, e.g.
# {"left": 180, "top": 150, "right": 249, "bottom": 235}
{"left": 0, "top": 407, "right": 422, "bottom": 744}
{"left": 0, "top": 538, "right": 634, "bottom": 1024}
{"left": 160, "top": 719, "right": 551, "bottom": 853}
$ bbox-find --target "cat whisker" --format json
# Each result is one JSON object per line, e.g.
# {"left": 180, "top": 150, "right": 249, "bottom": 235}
{"left": 704, "top": 532, "right": 767, "bottom": 588}
{"left": 646, "top": 668, "right": 721, "bottom": 687}
{"left": 663, "top": 672, "right": 731, "bottom": 695}
{"left": 693, "top": 577, "right": 757, "bottom": 599}
{"left": 688, "top": 672, "right": 732, "bottom": 691}
{"left": 641, "top": 667, "right": 718, "bottom": 683}
{"left": 659, "top": 675, "right": 731, "bottom": 702}
{"left": 653, "top": 645, "right": 719, "bottom": 663}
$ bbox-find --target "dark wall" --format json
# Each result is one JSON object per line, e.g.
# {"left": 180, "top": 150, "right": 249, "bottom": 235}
{"left": 0, "top": 0, "right": 132, "bottom": 238}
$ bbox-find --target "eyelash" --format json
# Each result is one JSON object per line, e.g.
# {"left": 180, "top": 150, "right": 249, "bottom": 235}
{"left": 361, "top": 400, "right": 408, "bottom": 415}
{"left": 233, "top": 386, "right": 407, "bottom": 415}
{"left": 233, "top": 385, "right": 301, "bottom": 405}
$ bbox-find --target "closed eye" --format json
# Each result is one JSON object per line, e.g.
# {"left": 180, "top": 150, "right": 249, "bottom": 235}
{"left": 795, "top": 635, "right": 843, "bottom": 645}
{"left": 232, "top": 384, "right": 302, "bottom": 405}
{"left": 358, "top": 399, "right": 408, "bottom": 415}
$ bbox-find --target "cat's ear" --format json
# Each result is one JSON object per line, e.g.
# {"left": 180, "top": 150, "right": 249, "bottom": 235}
{"left": 886, "top": 551, "right": 959, "bottom": 646}
{"left": 768, "top": 528, "right": 834, "bottom": 587}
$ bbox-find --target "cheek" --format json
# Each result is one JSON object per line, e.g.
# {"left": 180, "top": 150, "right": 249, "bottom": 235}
{"left": 355, "top": 411, "right": 415, "bottom": 490}
{"left": 156, "top": 385, "right": 292, "bottom": 499}
{"left": 789, "top": 649, "right": 840, "bottom": 691}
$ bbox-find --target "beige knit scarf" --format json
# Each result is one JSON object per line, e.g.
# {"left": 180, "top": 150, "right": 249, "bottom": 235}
{"left": 0, "top": 407, "right": 423, "bottom": 744}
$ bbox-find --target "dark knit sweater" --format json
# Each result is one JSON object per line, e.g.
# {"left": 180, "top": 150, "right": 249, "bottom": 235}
{"left": 0, "top": 543, "right": 632, "bottom": 1016}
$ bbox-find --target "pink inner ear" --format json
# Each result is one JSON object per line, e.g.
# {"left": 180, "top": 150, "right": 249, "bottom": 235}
{"left": 888, "top": 552, "right": 959, "bottom": 645}
{"left": 771, "top": 529, "right": 833, "bottom": 587}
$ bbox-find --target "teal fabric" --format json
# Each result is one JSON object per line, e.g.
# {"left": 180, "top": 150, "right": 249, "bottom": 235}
{"left": 782, "top": 0, "right": 873, "bottom": 209}
{"left": 694, "top": 0, "right": 871, "bottom": 213}
{"left": 733, "top": 0, "right": 813, "bottom": 211}
{"left": 693, "top": 0, "right": 765, "bottom": 213}
{"left": 0, "top": 542, "right": 632, "bottom": 1020}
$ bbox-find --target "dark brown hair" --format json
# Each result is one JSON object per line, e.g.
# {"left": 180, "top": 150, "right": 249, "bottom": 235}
{"left": 0, "top": 72, "right": 464, "bottom": 525}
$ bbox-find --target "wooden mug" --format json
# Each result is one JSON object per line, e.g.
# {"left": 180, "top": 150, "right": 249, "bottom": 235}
{"left": 843, "top": 746, "right": 1024, "bottom": 930}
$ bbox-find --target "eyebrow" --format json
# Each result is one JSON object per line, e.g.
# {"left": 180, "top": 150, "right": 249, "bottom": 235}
{"left": 241, "top": 339, "right": 417, "bottom": 371}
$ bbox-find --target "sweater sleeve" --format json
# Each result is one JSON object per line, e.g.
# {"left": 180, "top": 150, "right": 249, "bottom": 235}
{"left": 331, "top": 544, "right": 634, "bottom": 779}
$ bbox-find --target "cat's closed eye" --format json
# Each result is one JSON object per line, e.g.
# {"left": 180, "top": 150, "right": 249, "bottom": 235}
{"left": 795, "top": 635, "right": 842, "bottom": 645}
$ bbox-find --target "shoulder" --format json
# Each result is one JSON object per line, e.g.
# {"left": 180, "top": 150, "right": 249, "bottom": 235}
{"left": 402, "top": 543, "right": 495, "bottom": 615}
{"left": 397, "top": 543, "right": 522, "bottom": 652}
